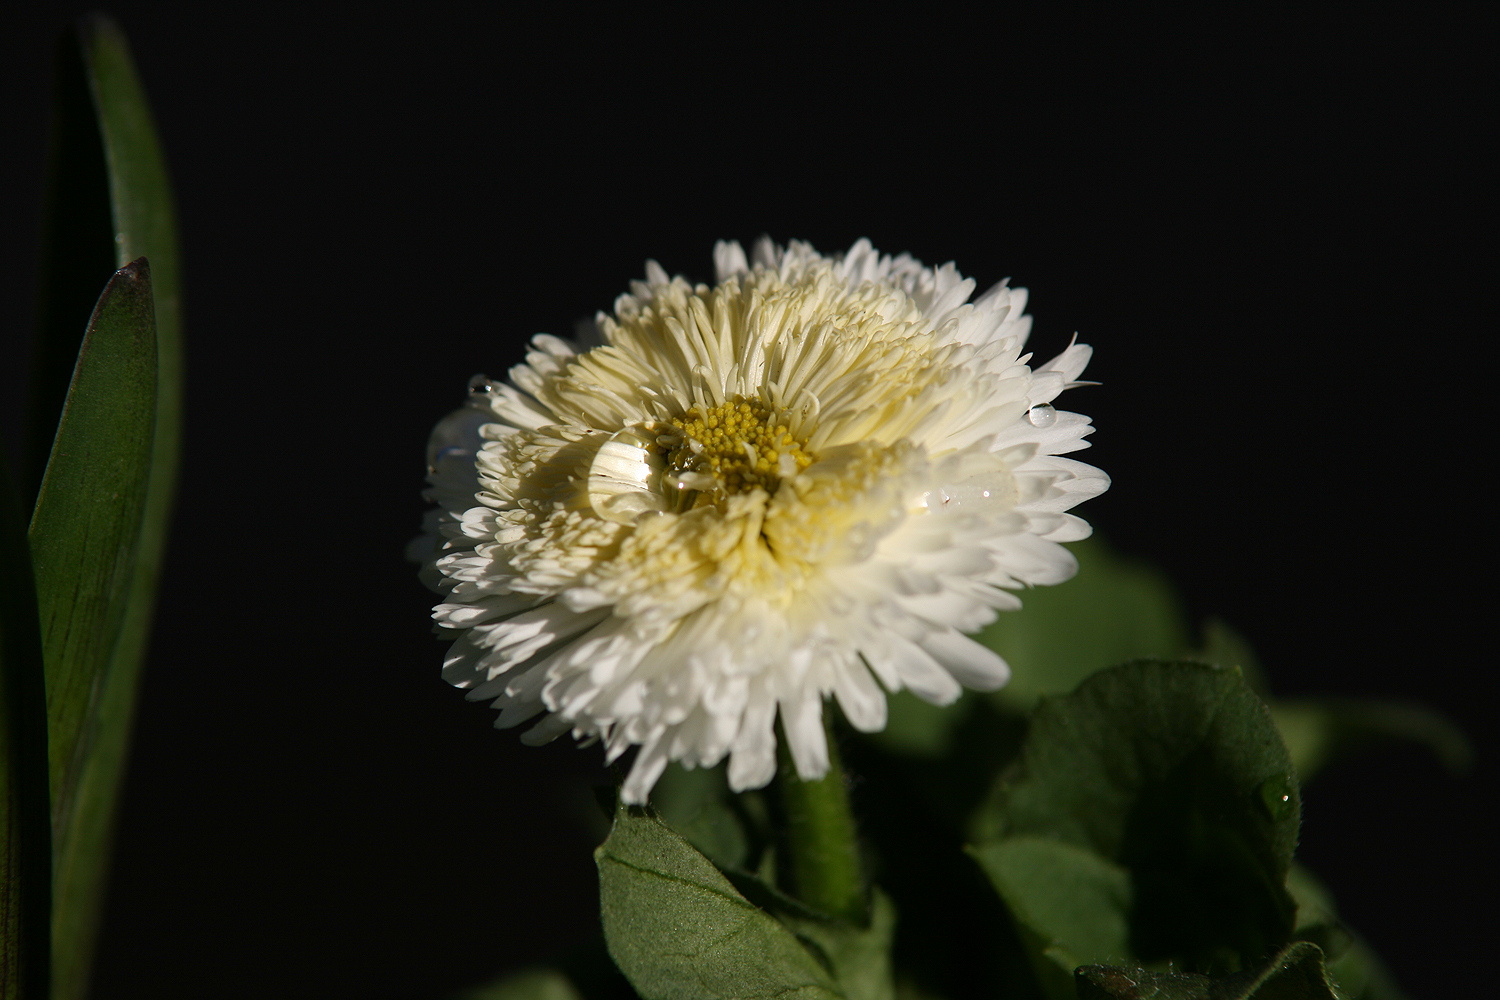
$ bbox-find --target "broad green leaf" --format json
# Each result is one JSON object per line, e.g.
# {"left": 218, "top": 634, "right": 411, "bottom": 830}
{"left": 972, "top": 662, "right": 1300, "bottom": 973}
{"left": 967, "top": 838, "right": 1133, "bottom": 1000}
{"left": 33, "top": 18, "right": 184, "bottom": 999}
{"left": 976, "top": 537, "right": 1193, "bottom": 711}
{"left": 1076, "top": 941, "right": 1342, "bottom": 999}
{"left": 1270, "top": 698, "right": 1470, "bottom": 786}
{"left": 596, "top": 805, "right": 842, "bottom": 999}
{"left": 1, "top": 456, "right": 52, "bottom": 997}
{"left": 454, "top": 968, "right": 585, "bottom": 1000}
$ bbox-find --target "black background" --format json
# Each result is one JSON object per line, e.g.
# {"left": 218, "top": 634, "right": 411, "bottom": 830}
{"left": 1, "top": 7, "right": 1490, "bottom": 998}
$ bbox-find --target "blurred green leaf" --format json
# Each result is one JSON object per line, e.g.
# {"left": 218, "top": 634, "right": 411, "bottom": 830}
{"left": 1076, "top": 941, "right": 1341, "bottom": 999}
{"left": 971, "top": 662, "right": 1300, "bottom": 977}
{"left": 458, "top": 934, "right": 642, "bottom": 1000}
{"left": 869, "top": 537, "right": 1192, "bottom": 762}
{"left": 841, "top": 697, "right": 1036, "bottom": 1000}
{"left": 968, "top": 838, "right": 1133, "bottom": 1000}
{"left": 651, "top": 762, "right": 760, "bottom": 873}
{"left": 1287, "top": 866, "right": 1406, "bottom": 1000}
{"left": 781, "top": 892, "right": 896, "bottom": 1000}
{"left": 892, "top": 979, "right": 952, "bottom": 1000}
{"left": 722, "top": 872, "right": 898, "bottom": 1000}
{"left": 976, "top": 537, "right": 1193, "bottom": 711}
{"left": 1188, "top": 618, "right": 1271, "bottom": 697}
{"left": 455, "top": 968, "right": 586, "bottom": 1000}
{"left": 871, "top": 689, "right": 962, "bottom": 760}
{"left": 31, "top": 18, "right": 184, "bottom": 999}
{"left": 596, "top": 804, "right": 842, "bottom": 999}
{"left": 2, "top": 457, "right": 52, "bottom": 997}
{"left": 1271, "top": 698, "right": 1470, "bottom": 786}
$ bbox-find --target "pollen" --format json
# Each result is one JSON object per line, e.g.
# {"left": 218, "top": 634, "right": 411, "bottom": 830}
{"left": 666, "top": 397, "right": 814, "bottom": 496}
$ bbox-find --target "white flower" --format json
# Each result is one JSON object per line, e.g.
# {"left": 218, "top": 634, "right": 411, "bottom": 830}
{"left": 413, "top": 238, "right": 1109, "bottom": 804}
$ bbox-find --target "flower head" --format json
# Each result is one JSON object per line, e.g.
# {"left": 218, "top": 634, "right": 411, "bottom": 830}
{"left": 413, "top": 238, "right": 1108, "bottom": 803}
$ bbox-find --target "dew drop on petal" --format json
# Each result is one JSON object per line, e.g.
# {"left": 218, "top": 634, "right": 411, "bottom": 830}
{"left": 467, "top": 373, "right": 494, "bottom": 396}
{"left": 587, "top": 427, "right": 669, "bottom": 524}
{"left": 1256, "top": 773, "right": 1298, "bottom": 821}
{"left": 1026, "top": 403, "right": 1057, "bottom": 428}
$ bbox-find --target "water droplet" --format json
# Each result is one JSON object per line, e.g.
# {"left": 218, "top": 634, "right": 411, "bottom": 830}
{"left": 1257, "top": 773, "right": 1298, "bottom": 821}
{"left": 1026, "top": 403, "right": 1057, "bottom": 428}
{"left": 587, "top": 427, "right": 669, "bottom": 524}
{"left": 467, "top": 373, "right": 494, "bottom": 395}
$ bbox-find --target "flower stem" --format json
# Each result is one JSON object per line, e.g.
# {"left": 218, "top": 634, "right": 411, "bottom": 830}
{"left": 775, "top": 714, "right": 866, "bottom": 924}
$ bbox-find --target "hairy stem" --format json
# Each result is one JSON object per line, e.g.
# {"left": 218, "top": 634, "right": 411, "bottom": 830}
{"left": 775, "top": 713, "right": 865, "bottom": 924}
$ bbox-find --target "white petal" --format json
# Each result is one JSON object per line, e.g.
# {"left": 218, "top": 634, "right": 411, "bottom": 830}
{"left": 917, "top": 630, "right": 1011, "bottom": 691}
{"left": 872, "top": 636, "right": 963, "bottom": 705}
{"left": 833, "top": 661, "right": 888, "bottom": 732}
{"left": 780, "top": 693, "right": 829, "bottom": 781}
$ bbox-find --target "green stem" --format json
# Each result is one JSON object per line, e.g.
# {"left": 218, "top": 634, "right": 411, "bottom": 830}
{"left": 775, "top": 714, "right": 866, "bottom": 924}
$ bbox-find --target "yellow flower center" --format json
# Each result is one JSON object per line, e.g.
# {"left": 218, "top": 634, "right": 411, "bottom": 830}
{"left": 666, "top": 397, "right": 814, "bottom": 497}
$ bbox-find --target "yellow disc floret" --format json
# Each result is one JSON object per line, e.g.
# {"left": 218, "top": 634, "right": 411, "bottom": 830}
{"left": 666, "top": 396, "right": 814, "bottom": 497}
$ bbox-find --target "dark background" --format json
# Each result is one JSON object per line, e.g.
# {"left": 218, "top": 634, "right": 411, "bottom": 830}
{"left": 2, "top": 8, "right": 1490, "bottom": 998}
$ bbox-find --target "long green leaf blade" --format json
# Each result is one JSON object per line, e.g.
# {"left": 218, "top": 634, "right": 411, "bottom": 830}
{"left": 43, "top": 19, "right": 184, "bottom": 999}
{"left": 29, "top": 260, "right": 156, "bottom": 825}
{"left": 1, "top": 457, "right": 52, "bottom": 998}
{"left": 27, "top": 259, "right": 157, "bottom": 1000}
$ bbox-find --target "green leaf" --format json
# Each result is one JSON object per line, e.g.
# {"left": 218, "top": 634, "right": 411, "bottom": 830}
{"left": 975, "top": 537, "right": 1193, "bottom": 711}
{"left": 1, "top": 456, "right": 52, "bottom": 997}
{"left": 596, "top": 804, "right": 843, "bottom": 999}
{"left": 27, "top": 259, "right": 155, "bottom": 997}
{"left": 967, "top": 838, "right": 1133, "bottom": 1000}
{"left": 29, "top": 260, "right": 156, "bottom": 825}
{"left": 31, "top": 18, "right": 184, "bottom": 999}
{"left": 1270, "top": 698, "right": 1470, "bottom": 786}
{"left": 454, "top": 968, "right": 586, "bottom": 1000}
{"left": 972, "top": 661, "right": 1300, "bottom": 974}
{"left": 1076, "top": 941, "right": 1343, "bottom": 999}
